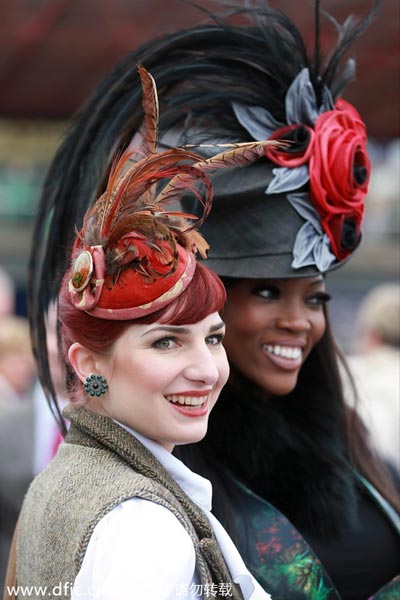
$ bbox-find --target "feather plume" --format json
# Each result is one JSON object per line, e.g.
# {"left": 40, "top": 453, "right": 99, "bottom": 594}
{"left": 154, "top": 140, "right": 282, "bottom": 221}
{"left": 77, "top": 67, "right": 227, "bottom": 284}
{"left": 80, "top": 72, "right": 280, "bottom": 288}
{"left": 137, "top": 64, "right": 159, "bottom": 155}
{"left": 85, "top": 153, "right": 215, "bottom": 270}
{"left": 92, "top": 147, "right": 202, "bottom": 240}
{"left": 192, "top": 140, "right": 280, "bottom": 171}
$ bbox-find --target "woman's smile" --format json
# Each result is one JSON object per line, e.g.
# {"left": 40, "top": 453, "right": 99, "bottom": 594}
{"left": 261, "top": 340, "right": 305, "bottom": 371}
{"left": 164, "top": 390, "right": 212, "bottom": 417}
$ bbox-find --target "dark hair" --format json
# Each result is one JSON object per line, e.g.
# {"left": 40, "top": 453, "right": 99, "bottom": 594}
{"left": 306, "top": 311, "right": 400, "bottom": 513}
{"left": 58, "top": 261, "right": 226, "bottom": 397}
{"left": 175, "top": 300, "right": 400, "bottom": 539}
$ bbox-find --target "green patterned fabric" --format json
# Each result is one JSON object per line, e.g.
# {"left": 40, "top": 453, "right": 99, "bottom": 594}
{"left": 226, "top": 475, "right": 399, "bottom": 600}
{"left": 230, "top": 478, "right": 339, "bottom": 600}
{"left": 369, "top": 576, "right": 400, "bottom": 600}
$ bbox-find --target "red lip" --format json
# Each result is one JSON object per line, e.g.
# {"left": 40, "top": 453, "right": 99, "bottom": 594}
{"left": 169, "top": 399, "right": 209, "bottom": 418}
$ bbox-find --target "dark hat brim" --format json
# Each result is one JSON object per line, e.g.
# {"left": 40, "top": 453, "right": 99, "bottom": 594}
{"left": 204, "top": 253, "right": 320, "bottom": 279}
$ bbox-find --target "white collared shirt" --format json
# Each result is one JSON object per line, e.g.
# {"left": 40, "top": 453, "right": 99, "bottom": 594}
{"left": 72, "top": 425, "right": 271, "bottom": 600}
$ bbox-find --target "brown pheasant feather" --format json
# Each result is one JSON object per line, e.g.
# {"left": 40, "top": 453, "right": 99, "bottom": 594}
{"left": 137, "top": 64, "right": 159, "bottom": 156}
{"left": 80, "top": 68, "right": 282, "bottom": 278}
{"left": 153, "top": 140, "right": 283, "bottom": 229}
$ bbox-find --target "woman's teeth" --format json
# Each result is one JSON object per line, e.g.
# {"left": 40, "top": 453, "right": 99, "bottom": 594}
{"left": 264, "top": 345, "right": 302, "bottom": 360}
{"left": 165, "top": 395, "right": 208, "bottom": 406}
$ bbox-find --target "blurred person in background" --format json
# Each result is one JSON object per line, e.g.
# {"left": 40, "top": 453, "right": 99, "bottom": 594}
{"left": 348, "top": 284, "right": 400, "bottom": 471}
{"left": 0, "top": 267, "right": 15, "bottom": 319}
{"left": 0, "top": 316, "right": 35, "bottom": 409}
{"left": 0, "top": 305, "right": 66, "bottom": 590}
{"left": 0, "top": 315, "right": 35, "bottom": 588}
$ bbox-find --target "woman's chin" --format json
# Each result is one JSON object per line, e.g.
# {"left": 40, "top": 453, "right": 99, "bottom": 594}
{"left": 253, "top": 372, "right": 299, "bottom": 398}
{"left": 174, "top": 426, "right": 209, "bottom": 446}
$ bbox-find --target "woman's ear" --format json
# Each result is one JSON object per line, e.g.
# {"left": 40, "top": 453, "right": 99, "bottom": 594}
{"left": 68, "top": 342, "right": 98, "bottom": 384}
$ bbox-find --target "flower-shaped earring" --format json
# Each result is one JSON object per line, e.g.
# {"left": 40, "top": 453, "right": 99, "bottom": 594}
{"left": 84, "top": 374, "right": 108, "bottom": 397}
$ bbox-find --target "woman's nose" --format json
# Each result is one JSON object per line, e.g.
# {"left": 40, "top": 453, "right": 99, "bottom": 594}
{"left": 184, "top": 345, "right": 220, "bottom": 385}
{"left": 275, "top": 307, "right": 311, "bottom": 332}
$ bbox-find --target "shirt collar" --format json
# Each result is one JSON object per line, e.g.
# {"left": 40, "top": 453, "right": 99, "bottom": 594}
{"left": 116, "top": 421, "right": 213, "bottom": 512}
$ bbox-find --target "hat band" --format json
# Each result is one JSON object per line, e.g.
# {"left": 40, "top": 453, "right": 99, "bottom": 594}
{"left": 84, "top": 252, "right": 196, "bottom": 320}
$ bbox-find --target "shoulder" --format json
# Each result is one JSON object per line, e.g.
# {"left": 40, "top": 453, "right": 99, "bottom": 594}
{"left": 73, "top": 498, "right": 197, "bottom": 599}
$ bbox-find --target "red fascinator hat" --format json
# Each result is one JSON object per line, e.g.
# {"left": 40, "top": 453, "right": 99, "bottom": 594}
{"left": 64, "top": 66, "right": 279, "bottom": 320}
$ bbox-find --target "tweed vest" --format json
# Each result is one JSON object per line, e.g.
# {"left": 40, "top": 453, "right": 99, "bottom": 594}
{"left": 16, "top": 406, "right": 244, "bottom": 600}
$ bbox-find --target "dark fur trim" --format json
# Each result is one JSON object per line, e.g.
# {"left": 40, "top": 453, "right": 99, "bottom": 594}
{"left": 200, "top": 367, "right": 359, "bottom": 539}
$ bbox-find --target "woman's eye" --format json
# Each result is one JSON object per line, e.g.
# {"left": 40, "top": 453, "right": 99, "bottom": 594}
{"left": 254, "top": 286, "right": 279, "bottom": 300}
{"left": 206, "top": 333, "right": 225, "bottom": 346}
{"left": 307, "top": 292, "right": 331, "bottom": 307}
{"left": 152, "top": 337, "right": 177, "bottom": 350}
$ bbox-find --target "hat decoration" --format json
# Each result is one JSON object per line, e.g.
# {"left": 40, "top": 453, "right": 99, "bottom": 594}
{"left": 67, "top": 65, "right": 280, "bottom": 319}
{"left": 233, "top": 66, "right": 370, "bottom": 272}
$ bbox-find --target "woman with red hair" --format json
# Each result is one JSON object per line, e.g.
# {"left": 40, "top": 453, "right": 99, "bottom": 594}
{"left": 9, "top": 68, "right": 272, "bottom": 600}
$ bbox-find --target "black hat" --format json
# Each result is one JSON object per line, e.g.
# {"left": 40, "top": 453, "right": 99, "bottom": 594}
{"left": 172, "top": 12, "right": 376, "bottom": 278}
{"left": 184, "top": 124, "right": 365, "bottom": 279}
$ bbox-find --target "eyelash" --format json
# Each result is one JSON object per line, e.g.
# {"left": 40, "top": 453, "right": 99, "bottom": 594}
{"left": 152, "top": 333, "right": 225, "bottom": 350}
{"left": 152, "top": 337, "right": 178, "bottom": 350}
{"left": 206, "top": 333, "right": 225, "bottom": 346}
{"left": 253, "top": 286, "right": 279, "bottom": 300}
{"left": 254, "top": 287, "right": 331, "bottom": 307}
{"left": 307, "top": 292, "right": 331, "bottom": 306}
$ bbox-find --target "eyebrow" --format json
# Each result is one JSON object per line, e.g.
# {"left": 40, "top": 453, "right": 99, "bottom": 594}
{"left": 309, "top": 278, "right": 325, "bottom": 286}
{"left": 209, "top": 321, "right": 226, "bottom": 332}
{"left": 141, "top": 321, "right": 225, "bottom": 338}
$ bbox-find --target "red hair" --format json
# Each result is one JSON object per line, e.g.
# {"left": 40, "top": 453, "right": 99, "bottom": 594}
{"left": 58, "top": 261, "right": 225, "bottom": 361}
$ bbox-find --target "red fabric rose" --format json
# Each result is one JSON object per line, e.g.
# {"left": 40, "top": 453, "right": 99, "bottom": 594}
{"left": 265, "top": 124, "right": 315, "bottom": 167}
{"left": 309, "top": 99, "right": 370, "bottom": 259}
{"left": 322, "top": 211, "right": 362, "bottom": 261}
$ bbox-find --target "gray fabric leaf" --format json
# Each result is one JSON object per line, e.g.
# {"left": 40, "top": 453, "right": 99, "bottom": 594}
{"left": 286, "top": 68, "right": 319, "bottom": 126}
{"left": 292, "top": 222, "right": 319, "bottom": 268}
{"left": 287, "top": 193, "right": 321, "bottom": 231}
{"left": 313, "top": 233, "right": 336, "bottom": 272}
{"left": 291, "top": 221, "right": 336, "bottom": 272}
{"left": 266, "top": 165, "right": 309, "bottom": 195}
{"left": 232, "top": 102, "right": 283, "bottom": 140}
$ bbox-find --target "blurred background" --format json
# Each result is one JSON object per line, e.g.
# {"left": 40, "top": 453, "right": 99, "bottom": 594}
{"left": 0, "top": 0, "right": 398, "bottom": 352}
{"left": 0, "top": 0, "right": 398, "bottom": 582}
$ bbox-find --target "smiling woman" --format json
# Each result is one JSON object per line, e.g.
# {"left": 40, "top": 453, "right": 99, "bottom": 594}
{"left": 11, "top": 66, "right": 273, "bottom": 600}
{"left": 68, "top": 313, "right": 228, "bottom": 451}
{"left": 221, "top": 277, "right": 328, "bottom": 398}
